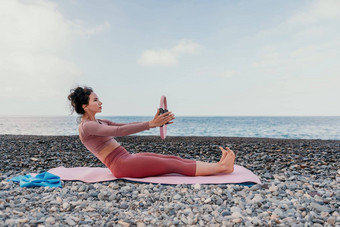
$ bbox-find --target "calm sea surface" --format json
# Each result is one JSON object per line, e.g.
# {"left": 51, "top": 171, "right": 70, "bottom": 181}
{"left": 0, "top": 116, "right": 339, "bottom": 140}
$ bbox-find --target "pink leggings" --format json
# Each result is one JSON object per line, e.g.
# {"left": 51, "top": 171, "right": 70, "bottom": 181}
{"left": 103, "top": 146, "right": 196, "bottom": 178}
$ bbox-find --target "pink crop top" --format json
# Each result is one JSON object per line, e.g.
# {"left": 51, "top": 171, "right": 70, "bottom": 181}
{"left": 79, "top": 119, "right": 150, "bottom": 157}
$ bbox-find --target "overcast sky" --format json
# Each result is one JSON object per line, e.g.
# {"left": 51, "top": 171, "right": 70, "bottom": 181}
{"left": 0, "top": 0, "right": 339, "bottom": 116}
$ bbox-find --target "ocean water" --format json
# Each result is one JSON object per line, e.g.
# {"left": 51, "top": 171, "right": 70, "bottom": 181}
{"left": 0, "top": 116, "right": 339, "bottom": 140}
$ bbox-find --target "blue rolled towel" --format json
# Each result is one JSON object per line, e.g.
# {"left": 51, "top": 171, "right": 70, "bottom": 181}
{"left": 9, "top": 172, "right": 62, "bottom": 188}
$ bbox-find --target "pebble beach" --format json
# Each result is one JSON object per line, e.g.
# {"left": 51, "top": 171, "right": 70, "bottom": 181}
{"left": 0, "top": 135, "right": 339, "bottom": 226}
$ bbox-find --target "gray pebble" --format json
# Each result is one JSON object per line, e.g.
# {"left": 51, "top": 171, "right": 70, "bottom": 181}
{"left": 97, "top": 192, "right": 105, "bottom": 200}
{"left": 173, "top": 194, "right": 181, "bottom": 200}
{"left": 65, "top": 217, "right": 76, "bottom": 226}
{"left": 45, "top": 217, "right": 56, "bottom": 225}
{"left": 222, "top": 210, "right": 231, "bottom": 216}
{"left": 231, "top": 206, "right": 242, "bottom": 213}
{"left": 310, "top": 202, "right": 331, "bottom": 213}
{"left": 120, "top": 202, "right": 129, "bottom": 209}
{"left": 5, "top": 219, "right": 16, "bottom": 226}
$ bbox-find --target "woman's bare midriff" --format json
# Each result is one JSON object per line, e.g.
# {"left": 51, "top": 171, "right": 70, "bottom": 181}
{"left": 97, "top": 143, "right": 121, "bottom": 163}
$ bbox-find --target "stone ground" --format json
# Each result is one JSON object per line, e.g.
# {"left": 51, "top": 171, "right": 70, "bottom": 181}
{"left": 0, "top": 135, "right": 339, "bottom": 226}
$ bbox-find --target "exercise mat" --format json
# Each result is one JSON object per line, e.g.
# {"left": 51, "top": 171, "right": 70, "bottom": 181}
{"left": 46, "top": 165, "right": 261, "bottom": 185}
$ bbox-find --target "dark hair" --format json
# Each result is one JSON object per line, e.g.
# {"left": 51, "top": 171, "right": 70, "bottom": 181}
{"left": 68, "top": 86, "right": 93, "bottom": 114}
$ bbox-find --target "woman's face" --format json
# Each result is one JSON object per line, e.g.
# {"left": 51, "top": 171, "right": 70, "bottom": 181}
{"left": 83, "top": 92, "right": 102, "bottom": 115}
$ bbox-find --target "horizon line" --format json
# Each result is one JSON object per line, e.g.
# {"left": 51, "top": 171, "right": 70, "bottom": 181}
{"left": 1, "top": 115, "right": 339, "bottom": 118}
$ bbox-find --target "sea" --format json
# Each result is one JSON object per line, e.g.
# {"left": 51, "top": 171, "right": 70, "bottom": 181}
{"left": 0, "top": 116, "right": 340, "bottom": 140}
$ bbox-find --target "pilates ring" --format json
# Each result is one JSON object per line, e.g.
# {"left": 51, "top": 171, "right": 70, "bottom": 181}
{"left": 159, "top": 95, "right": 168, "bottom": 140}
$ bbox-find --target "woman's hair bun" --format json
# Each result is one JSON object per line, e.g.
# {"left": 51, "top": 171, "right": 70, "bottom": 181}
{"left": 67, "top": 86, "right": 93, "bottom": 114}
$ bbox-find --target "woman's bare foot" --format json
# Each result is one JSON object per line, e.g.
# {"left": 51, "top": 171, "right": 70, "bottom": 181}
{"left": 195, "top": 147, "right": 236, "bottom": 176}
{"left": 218, "top": 147, "right": 235, "bottom": 174}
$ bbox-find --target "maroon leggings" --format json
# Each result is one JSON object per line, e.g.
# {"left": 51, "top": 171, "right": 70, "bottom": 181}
{"left": 103, "top": 146, "right": 196, "bottom": 178}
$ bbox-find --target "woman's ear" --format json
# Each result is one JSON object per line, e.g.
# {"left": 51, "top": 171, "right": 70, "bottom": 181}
{"left": 82, "top": 104, "right": 87, "bottom": 111}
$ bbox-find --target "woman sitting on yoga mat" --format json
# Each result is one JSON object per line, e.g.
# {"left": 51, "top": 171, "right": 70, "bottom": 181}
{"left": 68, "top": 86, "right": 235, "bottom": 178}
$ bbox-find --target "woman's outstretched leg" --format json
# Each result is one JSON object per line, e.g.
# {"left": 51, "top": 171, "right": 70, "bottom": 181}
{"left": 134, "top": 152, "right": 194, "bottom": 163}
{"left": 113, "top": 153, "right": 196, "bottom": 178}
{"left": 109, "top": 146, "right": 235, "bottom": 178}
{"left": 195, "top": 147, "right": 235, "bottom": 176}
{"left": 134, "top": 146, "right": 235, "bottom": 176}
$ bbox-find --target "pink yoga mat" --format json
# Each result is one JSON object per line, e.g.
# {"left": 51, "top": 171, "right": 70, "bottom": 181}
{"left": 47, "top": 165, "right": 261, "bottom": 185}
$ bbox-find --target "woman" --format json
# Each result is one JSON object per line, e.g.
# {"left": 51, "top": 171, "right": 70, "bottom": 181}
{"left": 68, "top": 86, "right": 235, "bottom": 178}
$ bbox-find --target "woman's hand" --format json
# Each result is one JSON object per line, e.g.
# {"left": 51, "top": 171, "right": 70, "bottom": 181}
{"left": 149, "top": 109, "right": 175, "bottom": 128}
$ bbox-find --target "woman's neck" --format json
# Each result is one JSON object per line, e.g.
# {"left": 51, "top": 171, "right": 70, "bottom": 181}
{"left": 82, "top": 113, "right": 96, "bottom": 121}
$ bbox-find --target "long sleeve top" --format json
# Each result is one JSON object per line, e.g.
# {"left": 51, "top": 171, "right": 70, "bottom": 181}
{"left": 78, "top": 119, "right": 150, "bottom": 156}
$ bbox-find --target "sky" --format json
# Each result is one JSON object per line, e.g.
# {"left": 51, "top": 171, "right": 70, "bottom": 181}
{"left": 0, "top": 0, "right": 339, "bottom": 117}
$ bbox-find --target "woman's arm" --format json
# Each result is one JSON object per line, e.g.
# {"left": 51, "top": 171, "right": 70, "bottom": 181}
{"left": 83, "top": 121, "right": 150, "bottom": 137}
{"left": 87, "top": 109, "right": 175, "bottom": 136}
{"left": 99, "top": 119, "right": 145, "bottom": 127}
{"left": 99, "top": 119, "right": 127, "bottom": 126}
